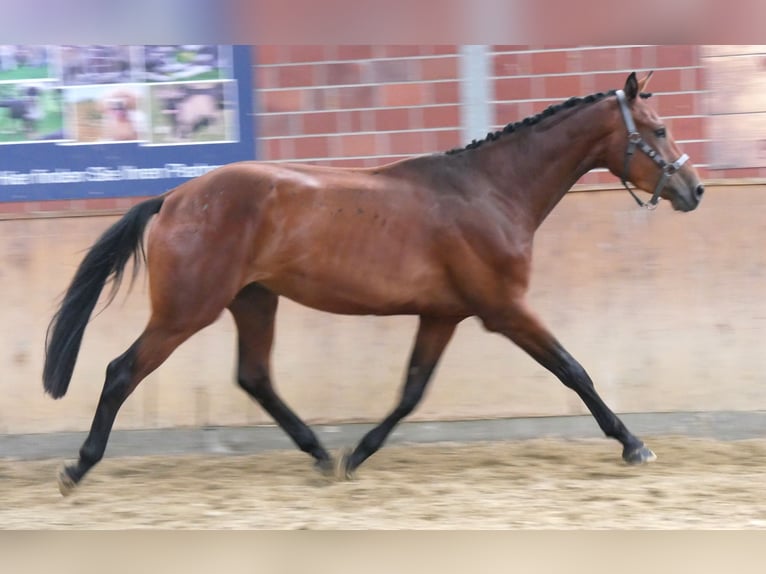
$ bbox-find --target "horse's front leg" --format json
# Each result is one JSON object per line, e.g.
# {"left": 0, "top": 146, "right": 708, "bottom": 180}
{"left": 481, "top": 300, "right": 656, "bottom": 464}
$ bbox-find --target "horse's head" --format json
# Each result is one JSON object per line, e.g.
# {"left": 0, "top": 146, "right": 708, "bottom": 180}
{"left": 605, "top": 72, "right": 704, "bottom": 212}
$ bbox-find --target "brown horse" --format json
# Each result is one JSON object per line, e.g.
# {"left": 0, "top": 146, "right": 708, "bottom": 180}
{"left": 44, "top": 72, "right": 703, "bottom": 494}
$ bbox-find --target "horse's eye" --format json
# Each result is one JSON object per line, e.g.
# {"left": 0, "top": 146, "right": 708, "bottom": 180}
{"left": 654, "top": 127, "right": 667, "bottom": 138}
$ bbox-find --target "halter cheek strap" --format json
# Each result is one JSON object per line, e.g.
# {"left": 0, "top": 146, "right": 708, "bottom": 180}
{"left": 616, "top": 89, "right": 689, "bottom": 210}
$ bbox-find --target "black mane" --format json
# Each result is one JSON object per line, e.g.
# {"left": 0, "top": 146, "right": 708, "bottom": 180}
{"left": 445, "top": 90, "right": 652, "bottom": 155}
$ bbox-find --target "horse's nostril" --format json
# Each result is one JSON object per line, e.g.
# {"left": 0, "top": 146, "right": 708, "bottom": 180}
{"left": 695, "top": 184, "right": 705, "bottom": 199}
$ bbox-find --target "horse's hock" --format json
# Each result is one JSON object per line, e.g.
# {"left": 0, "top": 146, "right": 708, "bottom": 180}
{"left": 3, "top": 184, "right": 766, "bottom": 436}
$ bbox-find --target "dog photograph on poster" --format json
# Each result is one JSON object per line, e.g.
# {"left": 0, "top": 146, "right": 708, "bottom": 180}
{"left": 62, "top": 84, "right": 149, "bottom": 144}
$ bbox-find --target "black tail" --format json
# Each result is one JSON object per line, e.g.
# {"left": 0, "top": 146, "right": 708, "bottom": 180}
{"left": 43, "top": 196, "right": 165, "bottom": 398}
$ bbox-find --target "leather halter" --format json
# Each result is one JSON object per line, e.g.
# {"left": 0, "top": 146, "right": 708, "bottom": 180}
{"left": 616, "top": 89, "right": 689, "bottom": 210}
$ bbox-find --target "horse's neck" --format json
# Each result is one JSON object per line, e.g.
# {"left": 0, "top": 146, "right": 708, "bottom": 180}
{"left": 471, "top": 101, "right": 613, "bottom": 227}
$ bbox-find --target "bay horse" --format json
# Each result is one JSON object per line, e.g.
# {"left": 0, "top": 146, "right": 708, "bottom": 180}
{"left": 44, "top": 72, "right": 704, "bottom": 495}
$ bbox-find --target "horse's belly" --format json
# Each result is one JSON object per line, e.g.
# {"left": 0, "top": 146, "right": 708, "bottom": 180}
{"left": 259, "top": 267, "right": 465, "bottom": 317}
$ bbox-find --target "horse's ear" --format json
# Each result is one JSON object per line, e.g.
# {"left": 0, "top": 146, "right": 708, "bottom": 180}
{"left": 624, "top": 72, "right": 639, "bottom": 101}
{"left": 638, "top": 70, "right": 654, "bottom": 94}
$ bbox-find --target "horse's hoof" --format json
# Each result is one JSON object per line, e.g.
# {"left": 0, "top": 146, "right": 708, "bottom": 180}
{"left": 336, "top": 448, "right": 356, "bottom": 481}
{"left": 57, "top": 464, "right": 78, "bottom": 497}
{"left": 623, "top": 445, "right": 657, "bottom": 465}
{"left": 313, "top": 457, "right": 335, "bottom": 478}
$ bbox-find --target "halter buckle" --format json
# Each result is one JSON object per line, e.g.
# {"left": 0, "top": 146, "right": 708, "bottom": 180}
{"left": 643, "top": 199, "right": 659, "bottom": 211}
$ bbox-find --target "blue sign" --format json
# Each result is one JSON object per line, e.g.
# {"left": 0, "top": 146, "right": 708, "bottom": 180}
{"left": 0, "top": 45, "right": 255, "bottom": 202}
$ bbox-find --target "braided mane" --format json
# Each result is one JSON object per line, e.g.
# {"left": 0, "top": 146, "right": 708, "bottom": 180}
{"left": 446, "top": 90, "right": 652, "bottom": 155}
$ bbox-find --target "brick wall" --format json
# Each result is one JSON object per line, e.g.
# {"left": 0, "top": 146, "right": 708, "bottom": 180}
{"left": 490, "top": 45, "right": 708, "bottom": 185}
{"left": 256, "top": 44, "right": 766, "bottom": 185}
{"left": 255, "top": 45, "right": 463, "bottom": 168}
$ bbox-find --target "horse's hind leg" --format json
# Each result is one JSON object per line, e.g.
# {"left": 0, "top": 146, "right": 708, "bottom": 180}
{"left": 340, "top": 316, "right": 458, "bottom": 479}
{"left": 482, "top": 301, "right": 656, "bottom": 464}
{"left": 58, "top": 321, "right": 198, "bottom": 496}
{"left": 228, "top": 283, "right": 334, "bottom": 474}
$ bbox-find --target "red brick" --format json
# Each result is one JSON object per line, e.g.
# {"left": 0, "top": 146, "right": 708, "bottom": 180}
{"left": 277, "top": 65, "right": 317, "bottom": 88}
{"left": 492, "top": 45, "right": 525, "bottom": 52}
{"left": 388, "top": 131, "right": 428, "bottom": 155}
{"left": 339, "top": 134, "right": 379, "bottom": 157}
{"left": 256, "top": 66, "right": 275, "bottom": 90}
{"left": 255, "top": 45, "right": 284, "bottom": 65}
{"left": 524, "top": 100, "right": 554, "bottom": 115}
{"left": 260, "top": 89, "right": 305, "bottom": 113}
{"left": 645, "top": 69, "right": 683, "bottom": 93}
{"left": 285, "top": 46, "right": 326, "bottom": 63}
{"left": 565, "top": 51, "right": 582, "bottom": 74}
{"left": 262, "top": 139, "right": 281, "bottom": 161}
{"left": 384, "top": 46, "right": 423, "bottom": 58}
{"left": 381, "top": 83, "right": 426, "bottom": 107}
{"left": 422, "top": 105, "right": 460, "bottom": 129}
{"left": 293, "top": 136, "right": 332, "bottom": 159}
{"left": 324, "top": 62, "right": 366, "bottom": 86}
{"left": 494, "top": 77, "right": 532, "bottom": 101}
{"left": 580, "top": 48, "right": 619, "bottom": 73}
{"left": 420, "top": 57, "right": 459, "bottom": 81}
{"left": 361, "top": 110, "right": 376, "bottom": 132}
{"left": 276, "top": 138, "right": 295, "bottom": 160}
{"left": 337, "top": 46, "right": 374, "bottom": 60}
{"left": 423, "top": 45, "right": 458, "bottom": 56}
{"left": 715, "top": 167, "right": 762, "bottom": 179}
{"left": 301, "top": 112, "right": 340, "bottom": 135}
{"left": 432, "top": 81, "right": 460, "bottom": 104}
{"left": 259, "top": 114, "right": 294, "bottom": 138}
{"left": 530, "top": 51, "right": 568, "bottom": 75}
{"left": 629, "top": 46, "right": 656, "bottom": 70}
{"left": 435, "top": 129, "right": 462, "bottom": 152}
{"left": 321, "top": 158, "right": 368, "bottom": 168}
{"left": 339, "top": 86, "right": 377, "bottom": 108}
{"left": 313, "top": 86, "right": 378, "bottom": 110}
{"left": 375, "top": 107, "right": 412, "bottom": 131}
{"left": 695, "top": 67, "right": 707, "bottom": 92}
{"left": 543, "top": 74, "right": 583, "bottom": 99}
{"left": 677, "top": 140, "right": 706, "bottom": 164}
{"left": 494, "top": 53, "right": 527, "bottom": 77}
{"left": 667, "top": 117, "right": 704, "bottom": 141}
{"left": 591, "top": 72, "right": 630, "bottom": 94}
{"left": 369, "top": 59, "right": 413, "bottom": 83}
{"left": 339, "top": 110, "right": 374, "bottom": 133}
{"left": 656, "top": 45, "right": 697, "bottom": 69}
{"left": 494, "top": 102, "right": 519, "bottom": 125}
{"left": 655, "top": 93, "right": 695, "bottom": 117}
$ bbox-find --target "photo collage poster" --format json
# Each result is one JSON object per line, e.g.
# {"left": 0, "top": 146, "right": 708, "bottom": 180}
{"left": 0, "top": 45, "right": 255, "bottom": 202}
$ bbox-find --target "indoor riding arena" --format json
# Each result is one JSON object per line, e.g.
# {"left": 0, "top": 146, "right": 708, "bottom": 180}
{"left": 3, "top": 44, "right": 766, "bottom": 529}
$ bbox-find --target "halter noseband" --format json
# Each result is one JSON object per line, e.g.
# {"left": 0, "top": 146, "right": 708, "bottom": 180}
{"left": 616, "top": 89, "right": 689, "bottom": 210}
